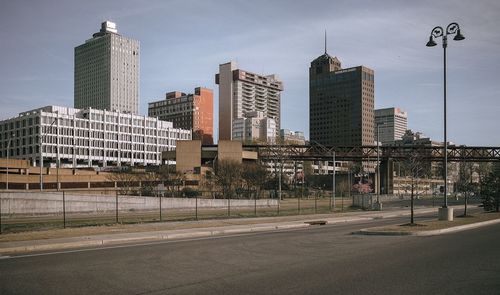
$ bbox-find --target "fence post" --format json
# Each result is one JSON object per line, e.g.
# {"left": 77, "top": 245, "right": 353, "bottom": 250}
{"left": 315, "top": 194, "right": 318, "bottom": 214}
{"left": 341, "top": 194, "right": 344, "bottom": 212}
{"left": 0, "top": 194, "right": 2, "bottom": 234}
{"left": 329, "top": 193, "right": 332, "bottom": 211}
{"left": 195, "top": 195, "right": 198, "bottom": 221}
{"left": 277, "top": 197, "right": 280, "bottom": 216}
{"left": 159, "top": 195, "right": 162, "bottom": 222}
{"left": 115, "top": 191, "right": 119, "bottom": 223}
{"left": 254, "top": 193, "right": 257, "bottom": 217}
{"left": 63, "top": 191, "right": 66, "bottom": 229}
{"left": 228, "top": 196, "right": 231, "bottom": 217}
{"left": 298, "top": 196, "right": 301, "bottom": 214}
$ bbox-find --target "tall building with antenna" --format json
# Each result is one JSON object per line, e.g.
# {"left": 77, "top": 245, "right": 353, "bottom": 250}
{"left": 309, "top": 34, "right": 374, "bottom": 146}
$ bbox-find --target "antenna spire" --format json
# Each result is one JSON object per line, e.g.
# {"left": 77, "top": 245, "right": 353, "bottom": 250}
{"left": 324, "top": 30, "right": 327, "bottom": 54}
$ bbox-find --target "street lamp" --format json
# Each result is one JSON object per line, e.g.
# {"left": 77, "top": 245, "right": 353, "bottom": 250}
{"left": 332, "top": 149, "right": 335, "bottom": 210}
{"left": 6, "top": 133, "right": 14, "bottom": 190}
{"left": 426, "top": 22, "right": 465, "bottom": 220}
{"left": 40, "top": 117, "right": 57, "bottom": 191}
{"left": 55, "top": 112, "right": 60, "bottom": 191}
{"left": 376, "top": 122, "right": 385, "bottom": 205}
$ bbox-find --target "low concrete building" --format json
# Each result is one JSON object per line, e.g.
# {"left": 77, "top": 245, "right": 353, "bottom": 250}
{"left": 163, "top": 140, "right": 258, "bottom": 174}
{"left": 0, "top": 106, "right": 191, "bottom": 168}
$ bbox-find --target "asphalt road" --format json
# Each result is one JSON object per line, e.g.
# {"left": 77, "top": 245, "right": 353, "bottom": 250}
{"left": 1, "top": 214, "right": 499, "bottom": 295}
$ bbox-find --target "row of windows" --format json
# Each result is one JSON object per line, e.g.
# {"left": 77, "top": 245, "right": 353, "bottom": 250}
{"left": 0, "top": 117, "right": 38, "bottom": 131}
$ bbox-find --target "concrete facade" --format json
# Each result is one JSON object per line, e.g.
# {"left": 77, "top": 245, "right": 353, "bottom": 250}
{"left": 175, "top": 140, "right": 202, "bottom": 173}
{"left": 232, "top": 111, "right": 276, "bottom": 144}
{"left": 216, "top": 61, "right": 283, "bottom": 141}
{"left": 0, "top": 192, "right": 278, "bottom": 216}
{"left": 163, "top": 140, "right": 258, "bottom": 174}
{"left": 375, "top": 107, "right": 408, "bottom": 145}
{"left": 74, "top": 21, "right": 140, "bottom": 114}
{"left": 0, "top": 106, "right": 191, "bottom": 168}
{"left": 218, "top": 140, "right": 244, "bottom": 163}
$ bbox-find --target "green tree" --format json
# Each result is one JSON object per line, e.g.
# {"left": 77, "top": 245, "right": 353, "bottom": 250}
{"left": 480, "top": 167, "right": 500, "bottom": 212}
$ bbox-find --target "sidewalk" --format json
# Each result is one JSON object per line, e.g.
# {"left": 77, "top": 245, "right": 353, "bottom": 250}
{"left": 0, "top": 206, "right": 452, "bottom": 255}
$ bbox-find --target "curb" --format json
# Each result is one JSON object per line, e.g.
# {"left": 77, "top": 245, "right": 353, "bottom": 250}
{"left": 354, "top": 218, "right": 500, "bottom": 236}
{"left": 0, "top": 207, "right": 451, "bottom": 254}
{"left": 413, "top": 218, "right": 500, "bottom": 236}
{"left": 0, "top": 223, "right": 313, "bottom": 254}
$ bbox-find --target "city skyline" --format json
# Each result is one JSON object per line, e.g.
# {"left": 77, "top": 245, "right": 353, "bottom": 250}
{"left": 1, "top": 0, "right": 499, "bottom": 146}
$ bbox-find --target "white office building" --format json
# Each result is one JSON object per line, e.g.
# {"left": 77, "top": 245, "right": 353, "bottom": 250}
{"left": 74, "top": 21, "right": 140, "bottom": 114}
{"left": 232, "top": 111, "right": 276, "bottom": 144}
{"left": 0, "top": 106, "right": 191, "bottom": 167}
{"left": 374, "top": 107, "right": 408, "bottom": 145}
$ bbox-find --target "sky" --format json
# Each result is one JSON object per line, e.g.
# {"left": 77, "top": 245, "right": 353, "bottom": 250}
{"left": 0, "top": 0, "right": 499, "bottom": 146}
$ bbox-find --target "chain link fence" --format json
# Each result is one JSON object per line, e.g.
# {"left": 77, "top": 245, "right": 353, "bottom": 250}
{"left": 0, "top": 191, "right": 354, "bottom": 234}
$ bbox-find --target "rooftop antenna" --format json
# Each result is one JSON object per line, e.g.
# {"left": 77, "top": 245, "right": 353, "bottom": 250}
{"left": 324, "top": 30, "right": 327, "bottom": 54}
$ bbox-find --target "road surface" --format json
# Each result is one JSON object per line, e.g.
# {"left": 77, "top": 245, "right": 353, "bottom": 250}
{"left": 1, "top": 214, "right": 499, "bottom": 295}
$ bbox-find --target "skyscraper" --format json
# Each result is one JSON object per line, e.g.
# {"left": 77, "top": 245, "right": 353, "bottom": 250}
{"left": 309, "top": 46, "right": 374, "bottom": 146}
{"left": 215, "top": 61, "right": 283, "bottom": 141}
{"left": 374, "top": 107, "right": 408, "bottom": 145}
{"left": 74, "top": 21, "right": 139, "bottom": 114}
{"left": 148, "top": 87, "right": 214, "bottom": 145}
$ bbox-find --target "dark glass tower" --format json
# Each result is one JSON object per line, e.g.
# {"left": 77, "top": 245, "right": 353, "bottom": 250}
{"left": 309, "top": 48, "right": 374, "bottom": 146}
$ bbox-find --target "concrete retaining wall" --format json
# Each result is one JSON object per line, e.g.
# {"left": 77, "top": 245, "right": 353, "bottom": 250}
{"left": 352, "top": 194, "right": 374, "bottom": 210}
{"left": 0, "top": 192, "right": 278, "bottom": 216}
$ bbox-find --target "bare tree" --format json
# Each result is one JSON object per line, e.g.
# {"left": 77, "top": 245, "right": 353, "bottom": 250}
{"left": 401, "top": 151, "right": 427, "bottom": 225}
{"left": 136, "top": 172, "right": 161, "bottom": 196}
{"left": 242, "top": 162, "right": 269, "bottom": 199}
{"left": 213, "top": 160, "right": 243, "bottom": 199}
{"left": 157, "top": 165, "right": 185, "bottom": 197}
{"left": 337, "top": 178, "right": 351, "bottom": 211}
{"left": 106, "top": 169, "right": 138, "bottom": 195}
{"left": 456, "top": 161, "right": 474, "bottom": 217}
{"left": 200, "top": 170, "right": 216, "bottom": 198}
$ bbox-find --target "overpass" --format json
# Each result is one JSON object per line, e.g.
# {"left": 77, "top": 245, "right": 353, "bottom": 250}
{"left": 243, "top": 144, "right": 500, "bottom": 194}
{"left": 244, "top": 145, "right": 500, "bottom": 162}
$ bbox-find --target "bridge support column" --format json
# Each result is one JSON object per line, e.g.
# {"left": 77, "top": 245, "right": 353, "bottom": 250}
{"left": 380, "top": 158, "right": 394, "bottom": 195}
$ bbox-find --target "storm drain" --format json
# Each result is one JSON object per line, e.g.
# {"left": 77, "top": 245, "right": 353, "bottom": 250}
{"left": 305, "top": 220, "right": 327, "bottom": 226}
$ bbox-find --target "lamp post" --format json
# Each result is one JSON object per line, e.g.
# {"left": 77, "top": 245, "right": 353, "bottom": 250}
{"left": 426, "top": 22, "right": 465, "bottom": 220}
{"left": 332, "top": 149, "right": 336, "bottom": 211}
{"left": 40, "top": 117, "right": 57, "bottom": 191}
{"left": 6, "top": 134, "right": 14, "bottom": 191}
{"left": 376, "top": 122, "right": 385, "bottom": 206}
{"left": 55, "top": 112, "right": 60, "bottom": 191}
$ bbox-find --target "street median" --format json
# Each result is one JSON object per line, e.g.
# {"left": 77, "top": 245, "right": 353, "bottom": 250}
{"left": 353, "top": 212, "right": 500, "bottom": 236}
